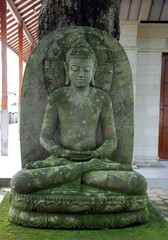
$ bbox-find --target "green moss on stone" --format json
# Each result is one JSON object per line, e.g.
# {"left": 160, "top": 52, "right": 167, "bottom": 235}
{"left": 0, "top": 194, "right": 168, "bottom": 240}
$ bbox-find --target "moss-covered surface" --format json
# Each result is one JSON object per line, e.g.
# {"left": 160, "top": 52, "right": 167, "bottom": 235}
{"left": 21, "top": 27, "right": 133, "bottom": 167}
{"left": 0, "top": 194, "right": 168, "bottom": 240}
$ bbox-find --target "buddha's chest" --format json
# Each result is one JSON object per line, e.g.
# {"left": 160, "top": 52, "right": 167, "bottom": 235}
{"left": 58, "top": 97, "right": 101, "bottom": 124}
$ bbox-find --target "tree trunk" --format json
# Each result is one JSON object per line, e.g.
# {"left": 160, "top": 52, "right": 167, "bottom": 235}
{"left": 38, "top": 0, "right": 120, "bottom": 41}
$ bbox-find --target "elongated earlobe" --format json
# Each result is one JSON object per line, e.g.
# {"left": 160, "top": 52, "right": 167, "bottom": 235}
{"left": 64, "top": 62, "right": 70, "bottom": 85}
{"left": 91, "top": 76, "right": 95, "bottom": 86}
{"left": 65, "top": 76, "right": 70, "bottom": 85}
{"left": 91, "top": 66, "right": 96, "bottom": 86}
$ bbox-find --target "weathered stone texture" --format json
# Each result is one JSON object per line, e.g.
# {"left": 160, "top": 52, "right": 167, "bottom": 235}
{"left": 9, "top": 27, "right": 148, "bottom": 229}
{"left": 20, "top": 27, "right": 133, "bottom": 167}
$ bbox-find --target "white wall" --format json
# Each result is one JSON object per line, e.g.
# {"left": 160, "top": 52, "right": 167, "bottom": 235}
{"left": 120, "top": 22, "right": 168, "bottom": 166}
{"left": 134, "top": 51, "right": 161, "bottom": 165}
{"left": 0, "top": 42, "right": 26, "bottom": 113}
{"left": 120, "top": 21, "right": 138, "bottom": 94}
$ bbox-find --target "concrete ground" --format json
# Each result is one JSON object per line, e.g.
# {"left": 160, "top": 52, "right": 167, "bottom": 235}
{"left": 148, "top": 188, "right": 168, "bottom": 221}
{"left": 0, "top": 123, "right": 168, "bottom": 221}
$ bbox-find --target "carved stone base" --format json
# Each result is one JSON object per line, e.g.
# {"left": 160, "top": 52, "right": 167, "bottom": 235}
{"left": 9, "top": 191, "right": 148, "bottom": 214}
{"left": 9, "top": 206, "right": 149, "bottom": 229}
{"left": 9, "top": 187, "right": 149, "bottom": 229}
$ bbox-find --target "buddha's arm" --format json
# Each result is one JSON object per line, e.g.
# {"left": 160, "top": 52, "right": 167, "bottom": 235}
{"left": 93, "top": 94, "right": 117, "bottom": 159}
{"left": 39, "top": 92, "right": 98, "bottom": 161}
{"left": 40, "top": 92, "right": 70, "bottom": 158}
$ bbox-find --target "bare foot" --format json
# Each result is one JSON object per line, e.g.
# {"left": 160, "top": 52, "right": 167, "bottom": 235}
{"left": 83, "top": 158, "right": 132, "bottom": 172}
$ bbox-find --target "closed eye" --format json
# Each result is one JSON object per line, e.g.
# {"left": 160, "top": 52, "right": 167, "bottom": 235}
{"left": 84, "top": 66, "right": 92, "bottom": 72}
{"left": 71, "top": 65, "right": 80, "bottom": 71}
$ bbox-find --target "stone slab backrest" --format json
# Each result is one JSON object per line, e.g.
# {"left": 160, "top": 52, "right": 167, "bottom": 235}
{"left": 20, "top": 27, "right": 133, "bottom": 168}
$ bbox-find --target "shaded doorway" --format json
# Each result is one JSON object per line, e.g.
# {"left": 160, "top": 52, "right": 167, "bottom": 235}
{"left": 159, "top": 53, "right": 168, "bottom": 159}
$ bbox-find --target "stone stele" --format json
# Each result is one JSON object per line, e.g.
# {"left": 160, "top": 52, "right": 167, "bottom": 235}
{"left": 9, "top": 26, "right": 149, "bottom": 229}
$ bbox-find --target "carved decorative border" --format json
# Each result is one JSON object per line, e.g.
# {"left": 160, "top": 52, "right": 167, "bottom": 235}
{"left": 9, "top": 206, "right": 149, "bottom": 229}
{"left": 9, "top": 192, "right": 148, "bottom": 214}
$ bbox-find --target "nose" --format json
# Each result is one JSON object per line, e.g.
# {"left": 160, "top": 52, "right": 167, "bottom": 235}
{"left": 78, "top": 69, "right": 84, "bottom": 78}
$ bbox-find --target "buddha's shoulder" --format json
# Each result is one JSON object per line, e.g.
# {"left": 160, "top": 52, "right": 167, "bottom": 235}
{"left": 92, "top": 87, "right": 111, "bottom": 101}
{"left": 48, "top": 86, "right": 70, "bottom": 99}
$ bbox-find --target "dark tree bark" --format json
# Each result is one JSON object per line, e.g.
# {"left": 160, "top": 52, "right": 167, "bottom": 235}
{"left": 38, "top": 0, "right": 120, "bottom": 40}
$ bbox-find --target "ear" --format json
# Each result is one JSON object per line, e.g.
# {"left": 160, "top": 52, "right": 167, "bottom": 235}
{"left": 91, "top": 64, "right": 97, "bottom": 86}
{"left": 64, "top": 62, "right": 70, "bottom": 86}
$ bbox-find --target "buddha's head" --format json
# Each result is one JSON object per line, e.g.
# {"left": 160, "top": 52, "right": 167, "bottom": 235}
{"left": 65, "top": 39, "right": 97, "bottom": 88}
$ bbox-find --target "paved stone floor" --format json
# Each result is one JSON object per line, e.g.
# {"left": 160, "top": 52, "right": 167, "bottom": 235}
{"left": 0, "top": 187, "right": 168, "bottom": 222}
{"left": 147, "top": 188, "right": 168, "bottom": 221}
{"left": 0, "top": 188, "right": 10, "bottom": 203}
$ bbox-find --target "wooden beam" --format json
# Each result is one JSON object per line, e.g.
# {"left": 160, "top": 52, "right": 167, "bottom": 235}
{"left": 27, "top": 21, "right": 38, "bottom": 29}
{"left": 7, "top": 0, "right": 34, "bottom": 46}
{"left": 19, "top": 0, "right": 41, "bottom": 14}
{"left": 18, "top": 21, "right": 23, "bottom": 107}
{"left": 25, "top": 17, "right": 38, "bottom": 26}
{"left": 0, "top": 0, "right": 7, "bottom": 110}
{"left": 22, "top": 6, "right": 41, "bottom": 21}
{"left": 23, "top": 39, "right": 29, "bottom": 45}
{"left": 23, "top": 48, "right": 32, "bottom": 56}
{"left": 7, "top": 25, "right": 18, "bottom": 34}
{"left": 159, "top": 0, "right": 165, "bottom": 20}
{"left": 25, "top": 14, "right": 38, "bottom": 25}
{"left": 120, "top": 0, "right": 131, "bottom": 20}
{"left": 138, "top": 0, "right": 153, "bottom": 21}
{"left": 8, "top": 36, "right": 18, "bottom": 45}
{"left": 6, "top": 18, "right": 16, "bottom": 27}
{"left": 23, "top": 45, "right": 29, "bottom": 50}
{"left": 7, "top": 32, "right": 18, "bottom": 41}
{"left": 11, "top": 41, "right": 19, "bottom": 50}
{"left": 15, "top": 0, "right": 26, "bottom": 6}
{"left": 7, "top": 22, "right": 17, "bottom": 31}
{"left": 30, "top": 24, "right": 38, "bottom": 32}
{"left": 127, "top": 0, "right": 132, "bottom": 20}
{"left": 0, "top": 0, "right": 9, "bottom": 156}
{"left": 7, "top": 29, "right": 18, "bottom": 39}
{"left": 7, "top": 22, "right": 16, "bottom": 31}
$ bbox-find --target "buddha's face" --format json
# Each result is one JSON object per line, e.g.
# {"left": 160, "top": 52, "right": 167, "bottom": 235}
{"left": 67, "top": 58, "right": 95, "bottom": 88}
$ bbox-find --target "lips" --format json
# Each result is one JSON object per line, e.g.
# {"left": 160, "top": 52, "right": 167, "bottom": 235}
{"left": 77, "top": 78, "right": 85, "bottom": 82}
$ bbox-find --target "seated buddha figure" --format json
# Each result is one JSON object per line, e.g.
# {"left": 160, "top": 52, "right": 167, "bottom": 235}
{"left": 11, "top": 39, "right": 147, "bottom": 196}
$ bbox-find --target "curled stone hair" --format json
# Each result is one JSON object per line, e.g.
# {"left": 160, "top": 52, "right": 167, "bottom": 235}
{"left": 66, "top": 39, "right": 96, "bottom": 64}
{"left": 65, "top": 39, "right": 97, "bottom": 86}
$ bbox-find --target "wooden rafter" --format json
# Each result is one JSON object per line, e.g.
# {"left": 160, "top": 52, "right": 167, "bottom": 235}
{"left": 138, "top": 0, "right": 153, "bottom": 21}
{"left": 19, "top": 1, "right": 41, "bottom": 15}
{"left": 127, "top": 0, "right": 132, "bottom": 20}
{"left": 18, "top": 21, "right": 23, "bottom": 106}
{"left": 25, "top": 14, "right": 38, "bottom": 25}
{"left": 7, "top": 0, "right": 34, "bottom": 46}
{"left": 7, "top": 22, "right": 17, "bottom": 31}
{"left": 159, "top": 0, "right": 165, "bottom": 21}
{"left": 7, "top": 36, "right": 18, "bottom": 44}
{"left": 7, "top": 32, "right": 18, "bottom": 41}
{"left": 7, "top": 25, "right": 18, "bottom": 34}
{"left": 0, "top": 0, "right": 168, "bottom": 64}
{"left": 22, "top": 6, "right": 41, "bottom": 20}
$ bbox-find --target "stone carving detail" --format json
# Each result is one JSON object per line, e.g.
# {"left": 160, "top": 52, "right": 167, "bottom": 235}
{"left": 9, "top": 27, "right": 149, "bottom": 229}
{"left": 9, "top": 192, "right": 148, "bottom": 214}
{"left": 44, "top": 35, "right": 113, "bottom": 94}
{"left": 9, "top": 206, "right": 149, "bottom": 229}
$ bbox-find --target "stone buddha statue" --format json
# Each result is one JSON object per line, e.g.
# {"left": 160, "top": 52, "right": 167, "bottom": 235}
{"left": 11, "top": 39, "right": 146, "bottom": 196}
{"left": 9, "top": 27, "right": 149, "bottom": 229}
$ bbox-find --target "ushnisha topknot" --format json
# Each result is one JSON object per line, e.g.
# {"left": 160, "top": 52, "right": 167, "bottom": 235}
{"left": 66, "top": 39, "right": 96, "bottom": 64}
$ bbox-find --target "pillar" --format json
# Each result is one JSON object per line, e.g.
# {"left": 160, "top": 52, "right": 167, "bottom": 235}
{"left": 0, "top": 0, "right": 9, "bottom": 156}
